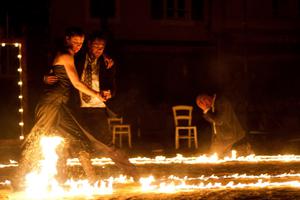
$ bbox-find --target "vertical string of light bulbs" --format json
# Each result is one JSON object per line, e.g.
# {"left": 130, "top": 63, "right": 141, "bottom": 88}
{"left": 17, "top": 43, "right": 24, "bottom": 140}
{"left": 1, "top": 42, "right": 24, "bottom": 140}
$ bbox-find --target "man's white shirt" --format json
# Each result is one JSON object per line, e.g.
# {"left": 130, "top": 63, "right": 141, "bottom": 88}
{"left": 80, "top": 54, "right": 106, "bottom": 108}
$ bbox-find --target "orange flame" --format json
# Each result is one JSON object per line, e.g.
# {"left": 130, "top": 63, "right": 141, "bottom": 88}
{"left": 22, "top": 136, "right": 113, "bottom": 199}
{"left": 4, "top": 144, "right": 300, "bottom": 197}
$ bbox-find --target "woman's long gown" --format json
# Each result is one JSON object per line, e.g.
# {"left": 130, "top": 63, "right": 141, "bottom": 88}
{"left": 15, "top": 65, "right": 136, "bottom": 186}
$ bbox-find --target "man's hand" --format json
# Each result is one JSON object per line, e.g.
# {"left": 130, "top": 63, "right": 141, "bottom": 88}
{"left": 197, "top": 101, "right": 211, "bottom": 114}
{"left": 96, "top": 92, "right": 106, "bottom": 102}
{"left": 103, "top": 55, "right": 114, "bottom": 69}
{"left": 44, "top": 75, "right": 58, "bottom": 84}
{"left": 101, "top": 90, "right": 112, "bottom": 100}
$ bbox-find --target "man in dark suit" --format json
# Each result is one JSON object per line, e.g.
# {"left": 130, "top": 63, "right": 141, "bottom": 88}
{"left": 71, "top": 32, "right": 116, "bottom": 146}
{"left": 196, "top": 93, "right": 253, "bottom": 157}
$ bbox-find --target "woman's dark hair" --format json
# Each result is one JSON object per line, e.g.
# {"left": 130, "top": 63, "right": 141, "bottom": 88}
{"left": 49, "top": 27, "right": 85, "bottom": 58}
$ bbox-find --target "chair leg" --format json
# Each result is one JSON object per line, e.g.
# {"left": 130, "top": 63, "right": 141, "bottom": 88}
{"left": 119, "top": 134, "right": 122, "bottom": 148}
{"left": 128, "top": 127, "right": 132, "bottom": 148}
{"left": 194, "top": 127, "right": 198, "bottom": 149}
{"left": 175, "top": 128, "right": 179, "bottom": 149}
{"left": 188, "top": 129, "right": 192, "bottom": 148}
{"left": 112, "top": 131, "right": 116, "bottom": 146}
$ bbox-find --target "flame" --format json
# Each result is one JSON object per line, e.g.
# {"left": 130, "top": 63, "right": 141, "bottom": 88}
{"left": 20, "top": 136, "right": 113, "bottom": 199}
{"left": 0, "top": 160, "right": 18, "bottom": 168}
{"left": 139, "top": 174, "right": 300, "bottom": 193}
{"left": 65, "top": 151, "right": 300, "bottom": 166}
{"left": 24, "top": 136, "right": 67, "bottom": 199}
{"left": 4, "top": 146, "right": 300, "bottom": 197}
{"left": 3, "top": 150, "right": 300, "bottom": 168}
{"left": 0, "top": 180, "right": 11, "bottom": 186}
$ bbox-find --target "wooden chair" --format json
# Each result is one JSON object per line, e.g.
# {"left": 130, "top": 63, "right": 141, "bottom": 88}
{"left": 172, "top": 105, "right": 198, "bottom": 149}
{"left": 107, "top": 117, "right": 132, "bottom": 148}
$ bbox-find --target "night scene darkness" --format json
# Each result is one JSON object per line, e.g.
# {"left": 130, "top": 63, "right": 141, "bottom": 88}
{"left": 1, "top": 0, "right": 300, "bottom": 199}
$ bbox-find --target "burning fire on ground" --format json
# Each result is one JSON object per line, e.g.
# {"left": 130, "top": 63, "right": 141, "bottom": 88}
{"left": 1, "top": 136, "right": 300, "bottom": 199}
{"left": 9, "top": 136, "right": 113, "bottom": 199}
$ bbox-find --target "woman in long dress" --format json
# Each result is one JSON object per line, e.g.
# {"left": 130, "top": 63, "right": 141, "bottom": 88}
{"left": 13, "top": 27, "right": 136, "bottom": 189}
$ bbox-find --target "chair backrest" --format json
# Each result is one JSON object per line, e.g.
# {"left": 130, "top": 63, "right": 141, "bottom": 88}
{"left": 172, "top": 105, "right": 193, "bottom": 126}
{"left": 108, "top": 117, "right": 123, "bottom": 130}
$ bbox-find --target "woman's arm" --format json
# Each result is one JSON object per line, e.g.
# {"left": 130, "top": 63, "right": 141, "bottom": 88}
{"left": 54, "top": 54, "right": 105, "bottom": 102}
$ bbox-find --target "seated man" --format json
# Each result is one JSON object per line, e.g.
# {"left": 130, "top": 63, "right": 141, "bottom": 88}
{"left": 196, "top": 93, "right": 253, "bottom": 157}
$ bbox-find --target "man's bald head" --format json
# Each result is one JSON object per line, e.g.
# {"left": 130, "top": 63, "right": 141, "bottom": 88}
{"left": 196, "top": 94, "right": 214, "bottom": 113}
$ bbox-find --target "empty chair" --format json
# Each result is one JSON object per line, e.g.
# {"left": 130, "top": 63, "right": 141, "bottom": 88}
{"left": 108, "top": 117, "right": 132, "bottom": 148}
{"left": 172, "top": 105, "right": 198, "bottom": 149}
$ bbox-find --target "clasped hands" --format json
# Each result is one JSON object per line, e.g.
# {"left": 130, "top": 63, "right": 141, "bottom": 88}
{"left": 96, "top": 90, "right": 112, "bottom": 102}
